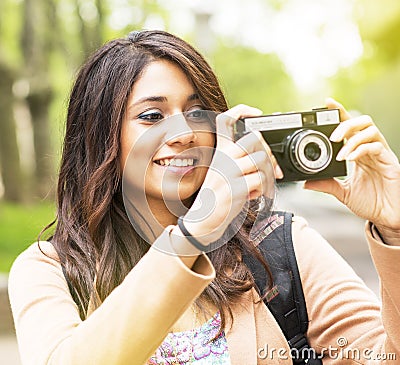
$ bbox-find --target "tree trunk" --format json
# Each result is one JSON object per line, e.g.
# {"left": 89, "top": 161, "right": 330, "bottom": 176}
{"left": 21, "top": 0, "right": 55, "bottom": 200}
{"left": 74, "top": 0, "right": 105, "bottom": 58}
{"left": 26, "top": 87, "right": 53, "bottom": 198}
{"left": 94, "top": 0, "right": 106, "bottom": 47}
{"left": 0, "top": 63, "right": 23, "bottom": 202}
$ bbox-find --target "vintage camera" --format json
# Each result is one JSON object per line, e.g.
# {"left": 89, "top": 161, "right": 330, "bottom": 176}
{"left": 234, "top": 108, "right": 347, "bottom": 182}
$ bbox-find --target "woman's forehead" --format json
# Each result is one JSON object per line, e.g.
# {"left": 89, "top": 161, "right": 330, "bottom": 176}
{"left": 129, "top": 59, "right": 196, "bottom": 102}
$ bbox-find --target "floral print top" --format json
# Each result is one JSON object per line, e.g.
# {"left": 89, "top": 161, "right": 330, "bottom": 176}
{"left": 147, "top": 311, "right": 231, "bottom": 364}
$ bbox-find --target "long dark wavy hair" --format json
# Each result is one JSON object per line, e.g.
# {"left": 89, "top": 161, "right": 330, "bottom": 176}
{"left": 43, "top": 30, "right": 272, "bottom": 329}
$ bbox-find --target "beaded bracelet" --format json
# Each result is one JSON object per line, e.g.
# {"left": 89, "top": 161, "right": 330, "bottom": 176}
{"left": 177, "top": 216, "right": 209, "bottom": 252}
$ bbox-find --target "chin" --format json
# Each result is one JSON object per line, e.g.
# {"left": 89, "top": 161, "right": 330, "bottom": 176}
{"left": 163, "top": 189, "right": 198, "bottom": 202}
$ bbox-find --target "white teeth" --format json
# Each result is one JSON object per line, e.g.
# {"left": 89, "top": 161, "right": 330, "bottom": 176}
{"left": 156, "top": 158, "right": 194, "bottom": 167}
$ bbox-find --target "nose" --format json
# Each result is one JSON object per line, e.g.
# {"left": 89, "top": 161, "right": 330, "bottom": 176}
{"left": 165, "top": 114, "right": 197, "bottom": 146}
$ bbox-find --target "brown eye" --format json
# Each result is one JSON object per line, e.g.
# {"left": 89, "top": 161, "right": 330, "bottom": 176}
{"left": 138, "top": 111, "right": 164, "bottom": 122}
{"left": 185, "top": 109, "right": 212, "bottom": 124}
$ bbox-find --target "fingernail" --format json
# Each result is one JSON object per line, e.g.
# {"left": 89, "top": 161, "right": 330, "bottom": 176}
{"left": 330, "top": 129, "right": 342, "bottom": 142}
{"left": 275, "top": 165, "right": 284, "bottom": 179}
{"left": 336, "top": 149, "right": 346, "bottom": 161}
{"left": 325, "top": 97, "right": 336, "bottom": 105}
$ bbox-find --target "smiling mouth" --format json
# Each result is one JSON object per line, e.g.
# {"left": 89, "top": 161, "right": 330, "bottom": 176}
{"left": 154, "top": 158, "right": 197, "bottom": 167}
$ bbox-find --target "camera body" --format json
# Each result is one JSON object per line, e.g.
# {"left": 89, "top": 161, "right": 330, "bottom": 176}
{"left": 234, "top": 108, "right": 347, "bottom": 182}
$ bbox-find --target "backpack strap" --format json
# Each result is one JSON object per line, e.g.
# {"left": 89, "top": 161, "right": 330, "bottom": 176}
{"left": 243, "top": 211, "right": 323, "bottom": 364}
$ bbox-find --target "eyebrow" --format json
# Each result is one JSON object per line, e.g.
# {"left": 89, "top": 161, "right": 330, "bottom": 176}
{"left": 129, "top": 93, "right": 200, "bottom": 108}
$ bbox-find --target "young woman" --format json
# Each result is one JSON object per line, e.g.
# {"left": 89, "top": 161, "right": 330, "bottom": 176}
{"left": 8, "top": 30, "right": 400, "bottom": 364}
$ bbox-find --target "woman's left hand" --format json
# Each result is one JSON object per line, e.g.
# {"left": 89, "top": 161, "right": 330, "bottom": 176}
{"left": 304, "top": 98, "right": 400, "bottom": 243}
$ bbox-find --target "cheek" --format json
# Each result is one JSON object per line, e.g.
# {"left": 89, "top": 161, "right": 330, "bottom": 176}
{"left": 120, "top": 122, "right": 137, "bottom": 168}
{"left": 198, "top": 131, "right": 215, "bottom": 148}
{"left": 200, "top": 132, "right": 216, "bottom": 166}
{"left": 120, "top": 123, "right": 156, "bottom": 169}
{"left": 119, "top": 133, "right": 132, "bottom": 170}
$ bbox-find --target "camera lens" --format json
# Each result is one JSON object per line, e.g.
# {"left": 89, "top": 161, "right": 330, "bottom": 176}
{"left": 304, "top": 142, "right": 321, "bottom": 161}
{"left": 288, "top": 129, "right": 332, "bottom": 174}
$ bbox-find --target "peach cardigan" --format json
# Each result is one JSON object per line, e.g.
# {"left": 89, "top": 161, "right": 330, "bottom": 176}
{"left": 8, "top": 216, "right": 400, "bottom": 364}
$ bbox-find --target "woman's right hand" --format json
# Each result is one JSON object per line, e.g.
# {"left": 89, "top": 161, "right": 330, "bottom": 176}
{"left": 182, "top": 104, "right": 282, "bottom": 246}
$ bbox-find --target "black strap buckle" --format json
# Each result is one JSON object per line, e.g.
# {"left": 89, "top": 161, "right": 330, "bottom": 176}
{"left": 288, "top": 333, "right": 312, "bottom": 363}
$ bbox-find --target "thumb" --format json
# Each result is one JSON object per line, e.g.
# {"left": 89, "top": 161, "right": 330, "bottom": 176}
{"left": 303, "top": 178, "right": 346, "bottom": 204}
{"left": 215, "top": 113, "right": 236, "bottom": 148}
{"left": 325, "top": 97, "right": 352, "bottom": 121}
{"left": 215, "top": 105, "right": 263, "bottom": 148}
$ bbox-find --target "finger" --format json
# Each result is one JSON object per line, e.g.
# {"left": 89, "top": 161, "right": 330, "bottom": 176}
{"left": 330, "top": 115, "right": 374, "bottom": 142}
{"left": 261, "top": 139, "right": 284, "bottom": 179}
{"left": 325, "top": 97, "right": 352, "bottom": 121}
{"left": 224, "top": 104, "right": 263, "bottom": 121}
{"left": 235, "top": 131, "right": 283, "bottom": 178}
{"left": 248, "top": 190, "right": 263, "bottom": 201}
{"left": 235, "top": 153, "right": 275, "bottom": 185}
{"left": 235, "top": 151, "right": 268, "bottom": 175}
{"left": 244, "top": 170, "right": 267, "bottom": 199}
{"left": 336, "top": 125, "right": 385, "bottom": 161}
{"left": 347, "top": 141, "right": 387, "bottom": 161}
{"left": 303, "top": 178, "right": 346, "bottom": 203}
{"left": 228, "top": 130, "right": 265, "bottom": 161}
{"left": 252, "top": 132, "right": 284, "bottom": 179}
{"left": 216, "top": 104, "right": 262, "bottom": 148}
{"left": 244, "top": 161, "right": 275, "bottom": 196}
{"left": 235, "top": 130, "right": 266, "bottom": 154}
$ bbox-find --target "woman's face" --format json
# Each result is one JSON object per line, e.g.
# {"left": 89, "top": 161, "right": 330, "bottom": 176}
{"left": 120, "top": 59, "right": 215, "bottom": 207}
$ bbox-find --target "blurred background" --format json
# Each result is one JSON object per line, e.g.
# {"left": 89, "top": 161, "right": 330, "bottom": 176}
{"left": 1, "top": 0, "right": 399, "bottom": 363}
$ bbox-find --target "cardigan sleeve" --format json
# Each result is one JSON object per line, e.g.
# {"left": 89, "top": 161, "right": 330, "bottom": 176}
{"left": 8, "top": 233, "right": 215, "bottom": 365}
{"left": 292, "top": 216, "right": 400, "bottom": 364}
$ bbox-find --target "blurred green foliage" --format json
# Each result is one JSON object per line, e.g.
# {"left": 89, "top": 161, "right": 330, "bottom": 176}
{"left": 0, "top": 202, "right": 55, "bottom": 272}
{"left": 211, "top": 43, "right": 299, "bottom": 113}
{"left": 330, "top": 0, "right": 400, "bottom": 157}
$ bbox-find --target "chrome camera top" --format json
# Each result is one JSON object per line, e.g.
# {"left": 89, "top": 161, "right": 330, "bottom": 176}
{"left": 234, "top": 108, "right": 347, "bottom": 182}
